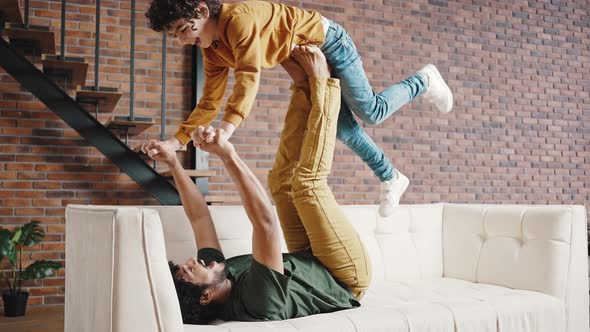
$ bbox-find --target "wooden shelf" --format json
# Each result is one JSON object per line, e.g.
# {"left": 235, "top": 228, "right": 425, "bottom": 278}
{"left": 6, "top": 23, "right": 55, "bottom": 56}
{"left": 76, "top": 86, "right": 121, "bottom": 114}
{"left": 106, "top": 116, "right": 154, "bottom": 136}
{"left": 42, "top": 55, "right": 89, "bottom": 87}
{"left": 205, "top": 195, "right": 242, "bottom": 205}
{"left": 160, "top": 169, "right": 215, "bottom": 178}
{"left": 0, "top": 0, "right": 24, "bottom": 24}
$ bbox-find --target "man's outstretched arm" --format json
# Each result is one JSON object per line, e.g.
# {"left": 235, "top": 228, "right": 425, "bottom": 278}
{"left": 145, "top": 140, "right": 222, "bottom": 252}
{"left": 197, "top": 126, "right": 284, "bottom": 274}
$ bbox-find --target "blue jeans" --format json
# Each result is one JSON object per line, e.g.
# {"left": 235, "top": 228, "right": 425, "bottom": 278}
{"left": 320, "top": 21, "right": 428, "bottom": 181}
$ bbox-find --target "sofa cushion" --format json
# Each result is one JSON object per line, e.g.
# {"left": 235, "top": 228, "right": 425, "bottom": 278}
{"left": 182, "top": 278, "right": 564, "bottom": 331}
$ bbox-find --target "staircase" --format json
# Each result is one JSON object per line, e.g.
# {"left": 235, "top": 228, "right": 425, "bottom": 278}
{"left": 0, "top": 0, "right": 229, "bottom": 205}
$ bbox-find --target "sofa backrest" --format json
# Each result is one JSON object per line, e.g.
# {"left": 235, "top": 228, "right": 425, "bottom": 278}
{"left": 374, "top": 203, "right": 445, "bottom": 281}
{"left": 442, "top": 204, "right": 582, "bottom": 300}
{"left": 441, "top": 204, "right": 589, "bottom": 332}
{"left": 151, "top": 204, "right": 446, "bottom": 284}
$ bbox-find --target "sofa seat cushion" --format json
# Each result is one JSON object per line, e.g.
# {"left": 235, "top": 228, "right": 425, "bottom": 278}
{"left": 183, "top": 278, "right": 564, "bottom": 332}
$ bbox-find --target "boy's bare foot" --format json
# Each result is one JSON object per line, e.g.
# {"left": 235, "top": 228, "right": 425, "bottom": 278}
{"left": 281, "top": 57, "right": 306, "bottom": 84}
{"left": 291, "top": 45, "right": 331, "bottom": 78}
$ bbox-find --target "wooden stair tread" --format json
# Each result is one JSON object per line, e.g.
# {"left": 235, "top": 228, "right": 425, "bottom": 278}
{"left": 42, "top": 55, "right": 89, "bottom": 87}
{"left": 76, "top": 87, "right": 122, "bottom": 114}
{"left": 160, "top": 169, "right": 215, "bottom": 178}
{"left": 6, "top": 24, "right": 56, "bottom": 55}
{"left": 106, "top": 116, "right": 154, "bottom": 135}
{"left": 205, "top": 195, "right": 241, "bottom": 204}
{"left": 0, "top": 0, "right": 24, "bottom": 24}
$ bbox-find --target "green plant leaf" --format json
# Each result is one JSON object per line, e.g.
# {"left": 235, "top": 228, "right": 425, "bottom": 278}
{"left": 11, "top": 229, "right": 22, "bottom": 243}
{"left": 17, "top": 221, "right": 44, "bottom": 248}
{"left": 0, "top": 229, "right": 17, "bottom": 264}
{"left": 20, "top": 260, "right": 62, "bottom": 280}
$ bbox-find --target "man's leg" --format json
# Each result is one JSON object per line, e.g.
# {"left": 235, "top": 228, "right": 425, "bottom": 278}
{"left": 290, "top": 46, "right": 372, "bottom": 299}
{"left": 268, "top": 59, "right": 312, "bottom": 253}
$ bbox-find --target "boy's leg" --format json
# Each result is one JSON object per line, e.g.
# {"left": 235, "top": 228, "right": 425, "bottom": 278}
{"left": 336, "top": 100, "right": 409, "bottom": 218}
{"left": 268, "top": 59, "right": 312, "bottom": 253}
{"left": 290, "top": 46, "right": 372, "bottom": 299}
{"left": 320, "top": 21, "right": 442, "bottom": 217}
{"left": 336, "top": 100, "right": 395, "bottom": 182}
{"left": 320, "top": 21, "right": 451, "bottom": 125}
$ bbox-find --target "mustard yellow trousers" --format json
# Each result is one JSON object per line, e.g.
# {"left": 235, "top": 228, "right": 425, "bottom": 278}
{"left": 268, "top": 77, "right": 372, "bottom": 299}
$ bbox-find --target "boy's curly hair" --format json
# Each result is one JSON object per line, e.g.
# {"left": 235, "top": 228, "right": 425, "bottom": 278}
{"left": 145, "top": 0, "right": 222, "bottom": 32}
{"left": 168, "top": 261, "right": 223, "bottom": 325}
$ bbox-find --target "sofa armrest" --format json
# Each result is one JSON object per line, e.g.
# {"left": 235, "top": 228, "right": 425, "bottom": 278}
{"left": 65, "top": 205, "right": 183, "bottom": 332}
{"left": 566, "top": 206, "right": 589, "bottom": 332}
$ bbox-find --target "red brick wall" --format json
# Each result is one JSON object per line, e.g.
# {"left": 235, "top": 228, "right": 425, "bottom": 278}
{"left": 1, "top": 0, "right": 589, "bottom": 308}
{"left": 0, "top": 0, "right": 191, "bottom": 307}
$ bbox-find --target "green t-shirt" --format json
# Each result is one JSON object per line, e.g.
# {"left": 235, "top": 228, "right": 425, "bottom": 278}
{"left": 197, "top": 248, "right": 360, "bottom": 321}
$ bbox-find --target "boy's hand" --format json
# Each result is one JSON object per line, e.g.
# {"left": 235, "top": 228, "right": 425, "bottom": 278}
{"left": 197, "top": 126, "right": 235, "bottom": 160}
{"left": 191, "top": 121, "right": 236, "bottom": 148}
{"left": 142, "top": 139, "right": 178, "bottom": 165}
{"left": 192, "top": 125, "right": 217, "bottom": 147}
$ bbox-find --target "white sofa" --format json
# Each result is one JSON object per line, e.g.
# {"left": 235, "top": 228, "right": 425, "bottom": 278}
{"left": 64, "top": 203, "right": 589, "bottom": 332}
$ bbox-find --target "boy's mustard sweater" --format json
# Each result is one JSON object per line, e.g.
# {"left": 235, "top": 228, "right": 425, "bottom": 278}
{"left": 174, "top": 1, "right": 325, "bottom": 145}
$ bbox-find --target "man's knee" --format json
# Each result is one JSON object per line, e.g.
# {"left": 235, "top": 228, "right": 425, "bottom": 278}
{"left": 290, "top": 171, "right": 313, "bottom": 194}
{"left": 268, "top": 169, "right": 284, "bottom": 197}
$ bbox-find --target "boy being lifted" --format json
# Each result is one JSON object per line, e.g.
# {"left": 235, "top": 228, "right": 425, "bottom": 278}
{"left": 142, "top": 0, "right": 453, "bottom": 217}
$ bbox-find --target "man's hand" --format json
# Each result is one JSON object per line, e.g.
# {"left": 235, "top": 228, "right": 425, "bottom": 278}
{"left": 196, "top": 126, "right": 235, "bottom": 160}
{"left": 191, "top": 121, "right": 236, "bottom": 148}
{"left": 141, "top": 138, "right": 182, "bottom": 157}
{"left": 141, "top": 139, "right": 178, "bottom": 166}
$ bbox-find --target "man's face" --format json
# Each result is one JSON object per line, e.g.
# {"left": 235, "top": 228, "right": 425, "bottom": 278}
{"left": 168, "top": 17, "right": 215, "bottom": 48}
{"left": 176, "top": 256, "right": 226, "bottom": 286}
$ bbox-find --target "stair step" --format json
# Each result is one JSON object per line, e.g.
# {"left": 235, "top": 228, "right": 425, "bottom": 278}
{"left": 107, "top": 115, "right": 154, "bottom": 136}
{"left": 0, "top": 0, "right": 24, "bottom": 24}
{"left": 42, "top": 54, "right": 89, "bottom": 87}
{"left": 76, "top": 86, "right": 122, "bottom": 114}
{"left": 5, "top": 23, "right": 55, "bottom": 56}
{"left": 205, "top": 195, "right": 241, "bottom": 205}
{"left": 160, "top": 169, "right": 216, "bottom": 178}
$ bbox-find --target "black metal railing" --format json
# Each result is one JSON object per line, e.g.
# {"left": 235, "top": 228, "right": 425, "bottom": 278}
{"left": 160, "top": 33, "right": 167, "bottom": 142}
{"left": 94, "top": 0, "right": 100, "bottom": 89}
{"left": 130, "top": 0, "right": 136, "bottom": 121}
{"left": 59, "top": 0, "right": 65, "bottom": 59}
{"left": 23, "top": 0, "right": 29, "bottom": 27}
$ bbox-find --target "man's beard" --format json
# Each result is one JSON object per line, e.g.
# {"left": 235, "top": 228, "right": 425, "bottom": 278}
{"left": 209, "top": 262, "right": 230, "bottom": 287}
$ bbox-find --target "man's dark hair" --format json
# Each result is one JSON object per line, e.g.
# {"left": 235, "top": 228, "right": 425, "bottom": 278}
{"left": 145, "top": 0, "right": 222, "bottom": 32}
{"left": 168, "top": 261, "right": 225, "bottom": 325}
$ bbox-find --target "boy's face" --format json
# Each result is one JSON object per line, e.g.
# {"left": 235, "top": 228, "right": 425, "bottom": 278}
{"left": 168, "top": 17, "right": 216, "bottom": 48}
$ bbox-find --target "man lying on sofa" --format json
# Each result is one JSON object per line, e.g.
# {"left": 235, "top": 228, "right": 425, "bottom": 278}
{"left": 143, "top": 45, "right": 372, "bottom": 324}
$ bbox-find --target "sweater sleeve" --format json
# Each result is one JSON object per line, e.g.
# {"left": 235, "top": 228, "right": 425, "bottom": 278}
{"left": 174, "top": 51, "right": 229, "bottom": 145}
{"left": 221, "top": 14, "right": 262, "bottom": 127}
